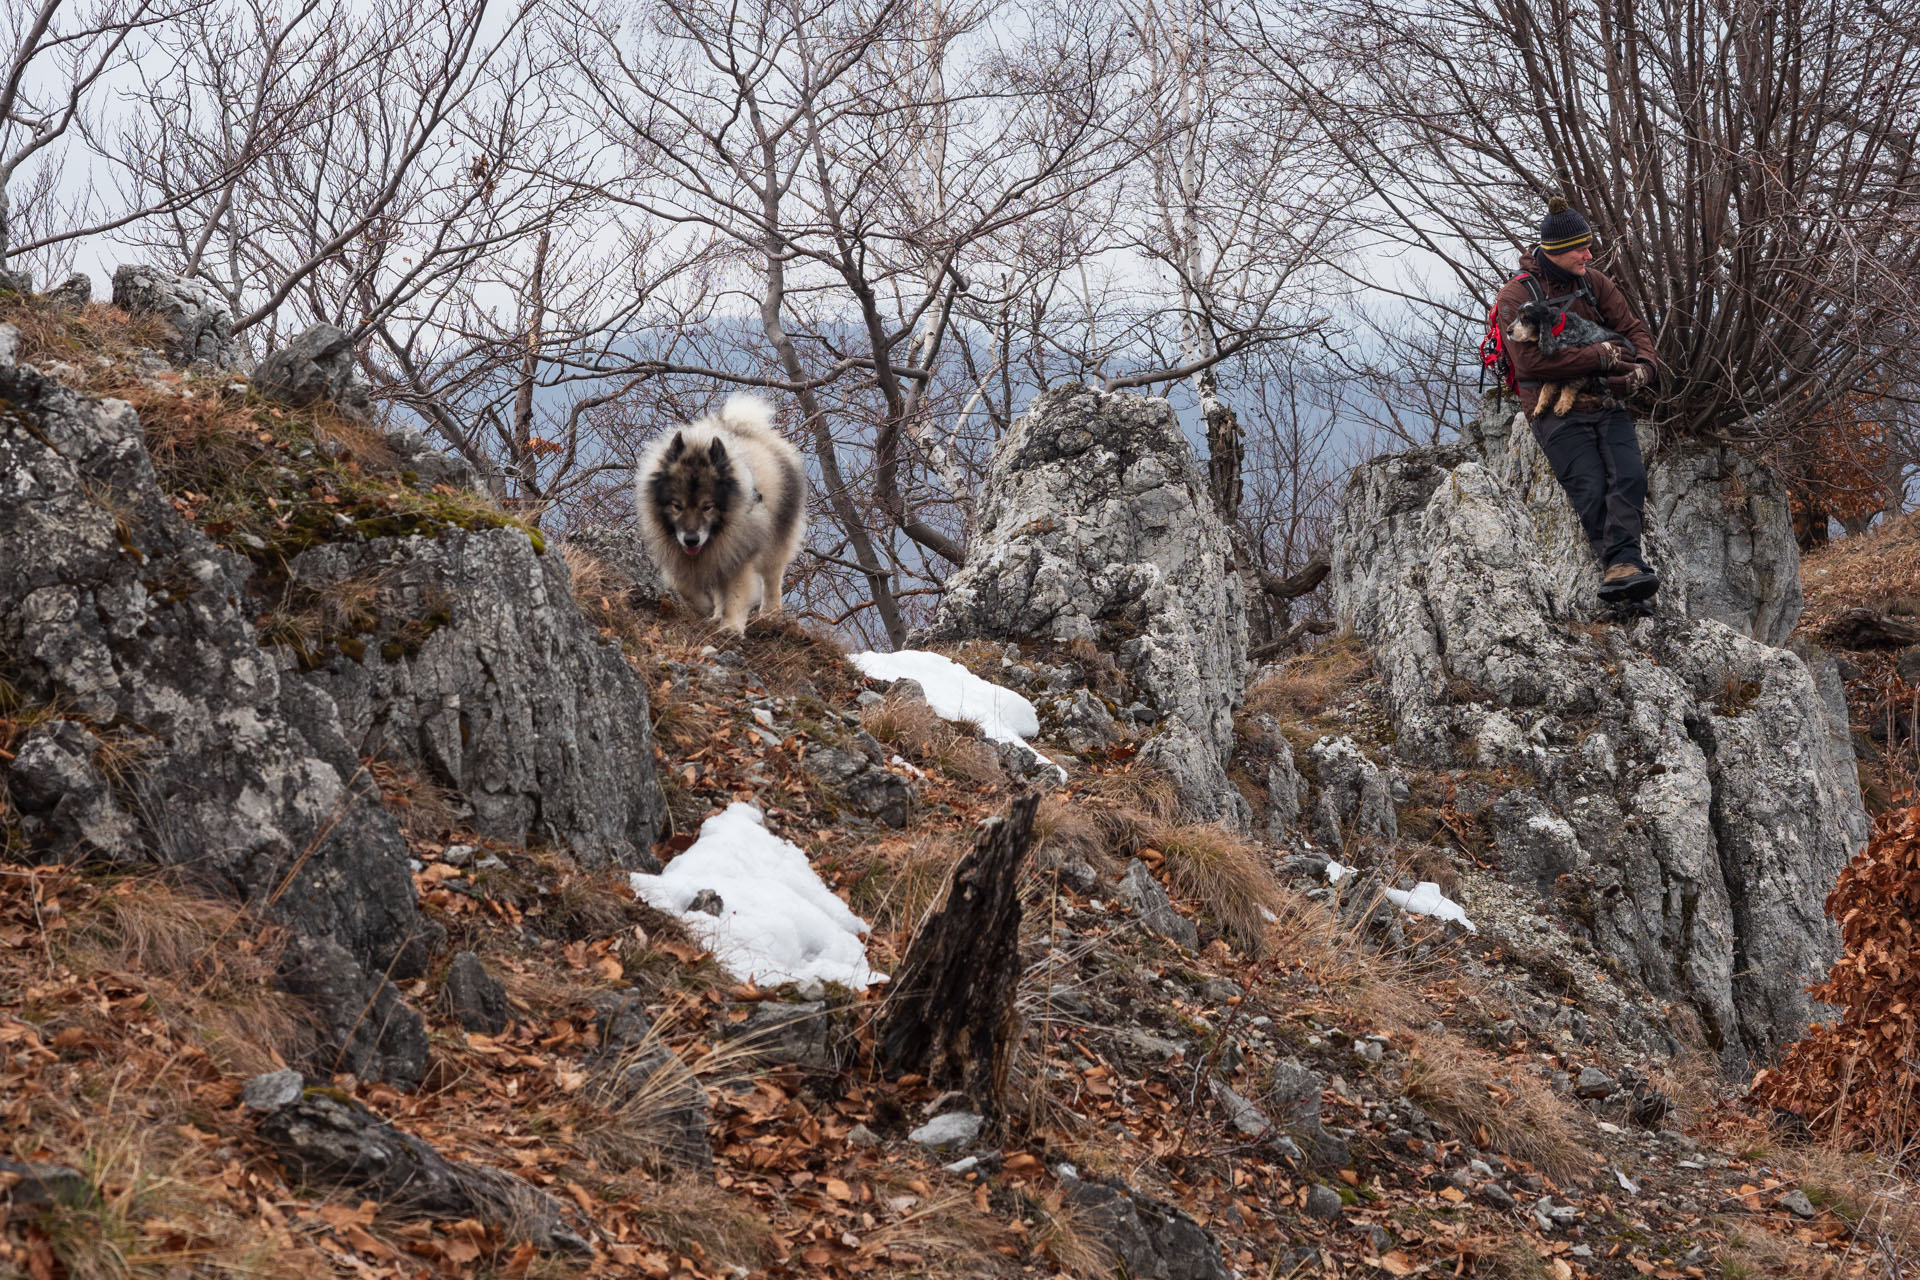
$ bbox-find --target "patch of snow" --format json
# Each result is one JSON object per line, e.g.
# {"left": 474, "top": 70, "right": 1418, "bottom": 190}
{"left": 1325, "top": 861, "right": 1355, "bottom": 885}
{"left": 630, "top": 803, "right": 886, "bottom": 989}
{"left": 1383, "top": 881, "right": 1477, "bottom": 933}
{"left": 848, "top": 649, "right": 1059, "bottom": 772}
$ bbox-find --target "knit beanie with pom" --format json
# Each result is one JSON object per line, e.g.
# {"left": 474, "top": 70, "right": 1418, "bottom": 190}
{"left": 1538, "top": 197, "right": 1593, "bottom": 253}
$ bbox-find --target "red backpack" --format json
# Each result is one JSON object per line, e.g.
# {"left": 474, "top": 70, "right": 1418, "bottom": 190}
{"left": 1478, "top": 272, "right": 1545, "bottom": 393}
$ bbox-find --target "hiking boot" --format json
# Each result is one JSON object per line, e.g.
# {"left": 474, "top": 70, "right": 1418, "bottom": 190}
{"left": 1597, "top": 561, "right": 1660, "bottom": 603}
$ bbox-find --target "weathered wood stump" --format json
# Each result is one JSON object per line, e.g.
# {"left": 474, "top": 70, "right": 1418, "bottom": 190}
{"left": 876, "top": 793, "right": 1039, "bottom": 1119}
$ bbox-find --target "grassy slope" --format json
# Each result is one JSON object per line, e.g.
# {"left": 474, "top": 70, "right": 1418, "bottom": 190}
{"left": 2, "top": 300, "right": 1912, "bottom": 1277}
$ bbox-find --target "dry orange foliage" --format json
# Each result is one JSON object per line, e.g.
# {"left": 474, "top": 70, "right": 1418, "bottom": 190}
{"left": 1754, "top": 803, "right": 1920, "bottom": 1150}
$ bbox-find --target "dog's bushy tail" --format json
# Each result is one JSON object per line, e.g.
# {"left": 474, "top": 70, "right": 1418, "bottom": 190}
{"left": 719, "top": 393, "right": 779, "bottom": 438}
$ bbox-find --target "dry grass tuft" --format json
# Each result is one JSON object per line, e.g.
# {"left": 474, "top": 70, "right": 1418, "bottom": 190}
{"left": 61, "top": 877, "right": 311, "bottom": 1075}
{"left": 861, "top": 693, "right": 1005, "bottom": 788}
{"left": 854, "top": 1179, "right": 1013, "bottom": 1278}
{"left": 652, "top": 679, "right": 726, "bottom": 755}
{"left": 1263, "top": 883, "right": 1434, "bottom": 1034}
{"left": 573, "top": 1027, "right": 754, "bottom": 1175}
{"left": 562, "top": 543, "right": 648, "bottom": 641}
{"left": 1401, "top": 1029, "right": 1586, "bottom": 1181}
{"left": 1029, "top": 1192, "right": 1119, "bottom": 1277}
{"left": 1147, "top": 821, "right": 1284, "bottom": 954}
{"left": 834, "top": 829, "right": 970, "bottom": 937}
{"left": 1243, "top": 633, "right": 1371, "bottom": 722}
{"left": 1798, "top": 509, "right": 1920, "bottom": 635}
{"left": 739, "top": 613, "right": 853, "bottom": 698}
{"left": 862, "top": 693, "right": 942, "bottom": 755}
{"left": 1774, "top": 1140, "right": 1920, "bottom": 1267}
{"left": 1076, "top": 766, "right": 1181, "bottom": 852}
{"left": 367, "top": 758, "right": 467, "bottom": 844}
{"left": 928, "top": 731, "right": 1005, "bottom": 787}
{"left": 3, "top": 298, "right": 174, "bottom": 389}
{"left": 619, "top": 1175, "right": 783, "bottom": 1270}
{"left": 1030, "top": 795, "right": 1108, "bottom": 871}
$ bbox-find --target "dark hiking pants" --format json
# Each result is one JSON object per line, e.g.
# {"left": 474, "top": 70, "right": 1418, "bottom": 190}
{"left": 1529, "top": 406, "right": 1647, "bottom": 569}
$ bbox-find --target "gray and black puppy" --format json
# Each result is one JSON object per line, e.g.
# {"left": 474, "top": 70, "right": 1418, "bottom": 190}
{"left": 1507, "top": 298, "right": 1628, "bottom": 416}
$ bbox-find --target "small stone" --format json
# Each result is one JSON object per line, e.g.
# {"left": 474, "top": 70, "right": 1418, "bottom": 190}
{"left": 444, "top": 951, "right": 509, "bottom": 1034}
{"left": 942, "top": 1156, "right": 981, "bottom": 1175}
{"left": 1352, "top": 1039, "right": 1384, "bottom": 1063}
{"left": 688, "top": 888, "right": 725, "bottom": 916}
{"left": 908, "top": 1112, "right": 983, "bottom": 1151}
{"left": 1304, "top": 1184, "right": 1344, "bottom": 1220}
{"left": 1482, "top": 1182, "right": 1518, "bottom": 1211}
{"left": 846, "top": 1124, "right": 882, "bottom": 1148}
{"left": 1574, "top": 1066, "right": 1616, "bottom": 1099}
{"left": 241, "top": 1068, "right": 305, "bottom": 1113}
{"left": 1779, "top": 1189, "right": 1816, "bottom": 1219}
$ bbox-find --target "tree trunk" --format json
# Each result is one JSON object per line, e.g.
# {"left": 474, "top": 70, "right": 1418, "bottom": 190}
{"left": 876, "top": 793, "right": 1038, "bottom": 1120}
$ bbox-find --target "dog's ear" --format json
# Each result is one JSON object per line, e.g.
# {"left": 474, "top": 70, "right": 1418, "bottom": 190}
{"left": 664, "top": 431, "right": 685, "bottom": 461}
{"left": 708, "top": 437, "right": 729, "bottom": 466}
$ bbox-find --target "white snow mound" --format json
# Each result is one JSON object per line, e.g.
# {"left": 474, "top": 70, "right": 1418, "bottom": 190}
{"left": 629, "top": 803, "right": 886, "bottom": 989}
{"left": 848, "top": 649, "right": 1060, "bottom": 774}
{"left": 1384, "top": 881, "right": 1477, "bottom": 933}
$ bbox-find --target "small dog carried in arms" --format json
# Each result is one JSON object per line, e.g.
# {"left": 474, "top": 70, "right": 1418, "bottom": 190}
{"left": 1506, "top": 298, "right": 1629, "bottom": 416}
{"left": 636, "top": 394, "right": 806, "bottom": 634}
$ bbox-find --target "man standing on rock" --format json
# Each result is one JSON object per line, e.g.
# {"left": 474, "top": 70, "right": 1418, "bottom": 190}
{"left": 1496, "top": 198, "right": 1666, "bottom": 604}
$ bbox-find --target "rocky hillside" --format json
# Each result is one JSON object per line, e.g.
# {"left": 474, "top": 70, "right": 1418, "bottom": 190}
{"left": 2, "top": 278, "right": 1916, "bottom": 1279}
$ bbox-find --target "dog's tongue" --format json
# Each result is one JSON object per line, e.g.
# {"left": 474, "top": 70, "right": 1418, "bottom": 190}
{"left": 682, "top": 543, "right": 702, "bottom": 556}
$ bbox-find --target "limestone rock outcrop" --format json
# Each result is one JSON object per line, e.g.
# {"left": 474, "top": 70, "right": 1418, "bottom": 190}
{"left": 255, "top": 322, "right": 375, "bottom": 419}
{"left": 110, "top": 264, "right": 245, "bottom": 370}
{"left": 923, "top": 387, "right": 1249, "bottom": 825}
{"left": 0, "top": 326, "right": 429, "bottom": 1082}
{"left": 1331, "top": 421, "right": 1868, "bottom": 1072}
{"left": 286, "top": 528, "right": 667, "bottom": 870}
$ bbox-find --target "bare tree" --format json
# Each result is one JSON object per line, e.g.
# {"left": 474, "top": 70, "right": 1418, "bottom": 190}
{"left": 0, "top": 0, "right": 209, "bottom": 278}
{"left": 1241, "top": 0, "right": 1920, "bottom": 456}
{"left": 557, "top": 0, "right": 1145, "bottom": 645}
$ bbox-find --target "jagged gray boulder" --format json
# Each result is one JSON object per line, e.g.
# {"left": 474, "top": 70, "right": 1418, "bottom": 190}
{"left": 286, "top": 528, "right": 667, "bottom": 870}
{"left": 1119, "top": 860, "right": 1199, "bottom": 951}
{"left": 1060, "top": 1170, "right": 1229, "bottom": 1280}
{"left": 110, "top": 264, "right": 243, "bottom": 369}
{"left": 1307, "top": 735, "right": 1397, "bottom": 849}
{"left": 445, "top": 951, "right": 510, "bottom": 1034}
{"left": 802, "top": 744, "right": 914, "bottom": 827}
{"left": 253, "top": 322, "right": 373, "bottom": 417}
{"left": 922, "top": 387, "right": 1248, "bottom": 825}
{"left": 45, "top": 273, "right": 90, "bottom": 310}
{"left": 383, "top": 423, "right": 479, "bottom": 492}
{"left": 1460, "top": 392, "right": 1801, "bottom": 643}
{"left": 1266, "top": 1059, "right": 1350, "bottom": 1170}
{"left": 0, "top": 330, "right": 428, "bottom": 990}
{"left": 1331, "top": 439, "right": 1868, "bottom": 1072}
{"left": 585, "top": 991, "right": 712, "bottom": 1172}
{"left": 253, "top": 1086, "right": 589, "bottom": 1252}
{"left": 279, "top": 934, "right": 430, "bottom": 1090}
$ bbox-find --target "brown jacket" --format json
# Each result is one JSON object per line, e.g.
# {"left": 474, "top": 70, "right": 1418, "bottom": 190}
{"left": 1495, "top": 252, "right": 1663, "bottom": 418}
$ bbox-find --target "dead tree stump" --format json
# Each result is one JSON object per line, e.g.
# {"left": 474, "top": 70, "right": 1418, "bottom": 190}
{"left": 876, "top": 793, "right": 1039, "bottom": 1119}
